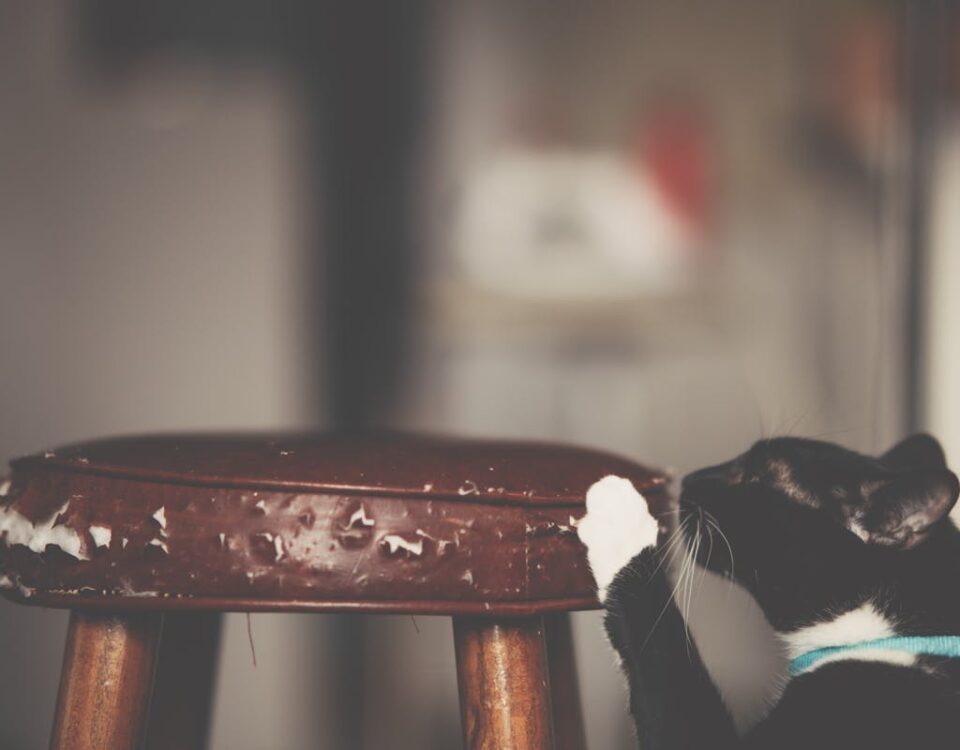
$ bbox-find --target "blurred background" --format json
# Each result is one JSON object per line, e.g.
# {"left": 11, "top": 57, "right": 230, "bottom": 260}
{"left": 1, "top": 1, "right": 959, "bottom": 748}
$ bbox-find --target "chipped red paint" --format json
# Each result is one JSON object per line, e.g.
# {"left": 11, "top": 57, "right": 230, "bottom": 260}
{"left": 0, "top": 433, "right": 671, "bottom": 616}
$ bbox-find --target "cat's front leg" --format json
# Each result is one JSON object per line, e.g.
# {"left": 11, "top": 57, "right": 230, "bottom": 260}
{"left": 577, "top": 475, "right": 661, "bottom": 601}
{"left": 578, "top": 476, "right": 738, "bottom": 750}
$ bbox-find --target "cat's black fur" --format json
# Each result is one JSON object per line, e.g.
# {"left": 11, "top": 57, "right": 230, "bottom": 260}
{"left": 603, "top": 434, "right": 960, "bottom": 749}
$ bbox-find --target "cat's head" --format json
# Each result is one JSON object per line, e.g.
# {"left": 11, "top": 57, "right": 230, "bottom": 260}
{"left": 680, "top": 434, "right": 959, "bottom": 630}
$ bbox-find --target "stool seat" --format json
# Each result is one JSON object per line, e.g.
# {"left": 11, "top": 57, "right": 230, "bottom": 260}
{"left": 0, "top": 433, "right": 668, "bottom": 615}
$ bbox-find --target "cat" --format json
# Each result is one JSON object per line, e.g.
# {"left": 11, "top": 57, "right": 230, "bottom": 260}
{"left": 577, "top": 434, "right": 960, "bottom": 749}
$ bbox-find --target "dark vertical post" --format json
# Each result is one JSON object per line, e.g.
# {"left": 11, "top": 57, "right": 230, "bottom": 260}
{"left": 544, "top": 614, "right": 587, "bottom": 750}
{"left": 311, "top": 2, "right": 429, "bottom": 431}
{"left": 309, "top": 4, "right": 430, "bottom": 748}
{"left": 145, "top": 613, "right": 222, "bottom": 750}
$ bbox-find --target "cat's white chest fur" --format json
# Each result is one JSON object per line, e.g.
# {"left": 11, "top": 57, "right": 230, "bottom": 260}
{"left": 577, "top": 475, "right": 660, "bottom": 601}
{"left": 779, "top": 602, "right": 916, "bottom": 673}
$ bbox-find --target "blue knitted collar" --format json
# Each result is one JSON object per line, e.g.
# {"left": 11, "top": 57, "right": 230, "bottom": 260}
{"left": 789, "top": 635, "right": 960, "bottom": 677}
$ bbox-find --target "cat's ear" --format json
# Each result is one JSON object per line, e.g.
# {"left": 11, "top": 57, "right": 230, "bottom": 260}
{"left": 862, "top": 469, "right": 959, "bottom": 549}
{"left": 881, "top": 433, "right": 948, "bottom": 472}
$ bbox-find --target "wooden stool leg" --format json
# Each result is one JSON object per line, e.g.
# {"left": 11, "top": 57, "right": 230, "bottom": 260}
{"left": 544, "top": 613, "right": 587, "bottom": 750}
{"left": 146, "top": 613, "right": 222, "bottom": 750}
{"left": 453, "top": 615, "right": 555, "bottom": 750}
{"left": 50, "top": 610, "right": 163, "bottom": 750}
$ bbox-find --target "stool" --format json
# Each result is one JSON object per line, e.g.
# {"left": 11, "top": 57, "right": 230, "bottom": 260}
{"left": 0, "top": 433, "right": 668, "bottom": 749}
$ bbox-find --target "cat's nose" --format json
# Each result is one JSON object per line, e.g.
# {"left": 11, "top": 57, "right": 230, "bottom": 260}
{"left": 682, "top": 459, "right": 742, "bottom": 494}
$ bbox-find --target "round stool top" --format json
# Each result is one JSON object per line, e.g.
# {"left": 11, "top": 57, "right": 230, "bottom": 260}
{"left": 0, "top": 433, "right": 669, "bottom": 615}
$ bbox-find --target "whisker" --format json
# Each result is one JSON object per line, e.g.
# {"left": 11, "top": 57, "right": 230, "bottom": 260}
{"left": 688, "top": 529, "right": 703, "bottom": 654}
{"left": 704, "top": 517, "right": 735, "bottom": 580}
{"left": 636, "top": 536, "right": 699, "bottom": 656}
{"left": 681, "top": 523, "right": 701, "bottom": 658}
{"left": 694, "top": 525, "right": 713, "bottom": 611}
{"left": 647, "top": 518, "right": 692, "bottom": 578}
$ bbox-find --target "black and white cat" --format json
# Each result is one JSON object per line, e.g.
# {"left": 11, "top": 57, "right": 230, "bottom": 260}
{"left": 578, "top": 434, "right": 960, "bottom": 749}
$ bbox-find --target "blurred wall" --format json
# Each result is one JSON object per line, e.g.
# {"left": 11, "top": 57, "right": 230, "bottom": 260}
{"left": 0, "top": 5, "right": 315, "bottom": 748}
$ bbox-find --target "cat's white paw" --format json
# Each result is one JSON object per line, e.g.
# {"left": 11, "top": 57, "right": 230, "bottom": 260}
{"left": 577, "top": 475, "right": 659, "bottom": 601}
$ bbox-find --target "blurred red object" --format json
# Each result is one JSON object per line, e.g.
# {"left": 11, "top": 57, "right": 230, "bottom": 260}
{"left": 633, "top": 107, "right": 712, "bottom": 238}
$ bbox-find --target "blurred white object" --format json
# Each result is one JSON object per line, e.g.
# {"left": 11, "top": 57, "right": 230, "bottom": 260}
{"left": 454, "top": 147, "right": 696, "bottom": 301}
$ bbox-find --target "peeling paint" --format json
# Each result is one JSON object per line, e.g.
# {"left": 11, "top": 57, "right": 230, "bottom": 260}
{"left": 423, "top": 483, "right": 433, "bottom": 492}
{"left": 528, "top": 520, "right": 576, "bottom": 537}
{"left": 380, "top": 534, "right": 424, "bottom": 557}
{"left": 255, "top": 499, "right": 268, "bottom": 514}
{"left": 437, "top": 539, "right": 455, "bottom": 555}
{"left": 218, "top": 533, "right": 226, "bottom": 547}
{"left": 345, "top": 505, "right": 374, "bottom": 529}
{"left": 89, "top": 525, "right": 112, "bottom": 548}
{"left": 121, "top": 537, "right": 129, "bottom": 549}
{"left": 460, "top": 569, "right": 474, "bottom": 585}
{"left": 152, "top": 507, "right": 167, "bottom": 529}
{"left": 0, "top": 501, "right": 88, "bottom": 560}
{"left": 148, "top": 538, "right": 169, "bottom": 554}
{"left": 0, "top": 480, "right": 10, "bottom": 497}
{"left": 0, "top": 574, "right": 37, "bottom": 599}
{"left": 254, "top": 532, "right": 284, "bottom": 561}
{"left": 458, "top": 480, "right": 479, "bottom": 496}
